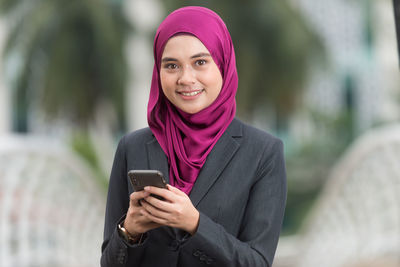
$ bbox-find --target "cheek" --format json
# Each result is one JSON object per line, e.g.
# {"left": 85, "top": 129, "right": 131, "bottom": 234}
{"left": 206, "top": 70, "right": 223, "bottom": 97}
{"left": 160, "top": 72, "right": 174, "bottom": 94}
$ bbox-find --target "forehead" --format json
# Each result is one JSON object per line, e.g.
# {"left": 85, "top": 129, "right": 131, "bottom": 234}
{"left": 162, "top": 35, "right": 210, "bottom": 57}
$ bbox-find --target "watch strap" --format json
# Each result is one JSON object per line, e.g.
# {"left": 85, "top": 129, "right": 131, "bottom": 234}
{"left": 118, "top": 222, "right": 143, "bottom": 244}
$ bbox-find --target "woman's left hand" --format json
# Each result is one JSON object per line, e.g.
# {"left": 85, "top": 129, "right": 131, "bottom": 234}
{"left": 140, "top": 184, "right": 199, "bottom": 235}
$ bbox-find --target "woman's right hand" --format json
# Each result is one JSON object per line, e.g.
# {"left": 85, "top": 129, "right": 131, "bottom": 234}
{"left": 123, "top": 191, "right": 162, "bottom": 236}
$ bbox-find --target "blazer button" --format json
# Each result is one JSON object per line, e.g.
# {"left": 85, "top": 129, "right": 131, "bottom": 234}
{"left": 200, "top": 254, "right": 207, "bottom": 261}
{"left": 169, "top": 240, "right": 180, "bottom": 251}
{"left": 193, "top": 250, "right": 202, "bottom": 257}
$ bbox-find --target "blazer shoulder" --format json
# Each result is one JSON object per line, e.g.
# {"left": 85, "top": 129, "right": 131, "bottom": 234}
{"left": 235, "top": 118, "right": 282, "bottom": 148}
{"left": 235, "top": 119, "right": 285, "bottom": 181}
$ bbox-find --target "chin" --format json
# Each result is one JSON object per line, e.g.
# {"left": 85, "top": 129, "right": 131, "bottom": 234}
{"left": 180, "top": 106, "right": 203, "bottom": 114}
{"left": 183, "top": 109, "right": 200, "bottom": 114}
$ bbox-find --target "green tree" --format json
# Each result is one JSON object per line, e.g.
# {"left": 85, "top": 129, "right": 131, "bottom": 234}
{"left": 0, "top": 0, "right": 130, "bottom": 132}
{"left": 0, "top": 0, "right": 131, "bottom": 190}
{"left": 163, "top": 0, "right": 325, "bottom": 132}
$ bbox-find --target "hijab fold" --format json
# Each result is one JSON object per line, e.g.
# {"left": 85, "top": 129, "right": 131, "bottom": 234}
{"left": 147, "top": 6, "right": 238, "bottom": 195}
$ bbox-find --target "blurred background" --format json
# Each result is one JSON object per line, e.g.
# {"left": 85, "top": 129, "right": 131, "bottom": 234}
{"left": 0, "top": 0, "right": 399, "bottom": 266}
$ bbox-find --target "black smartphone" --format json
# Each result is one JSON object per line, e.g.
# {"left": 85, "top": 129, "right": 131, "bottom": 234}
{"left": 128, "top": 170, "right": 167, "bottom": 200}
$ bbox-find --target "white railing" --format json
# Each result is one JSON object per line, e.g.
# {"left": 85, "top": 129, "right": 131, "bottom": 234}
{"left": 275, "top": 123, "right": 400, "bottom": 267}
{"left": 0, "top": 135, "right": 106, "bottom": 267}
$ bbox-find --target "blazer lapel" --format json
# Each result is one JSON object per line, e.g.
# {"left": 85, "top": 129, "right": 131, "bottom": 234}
{"left": 189, "top": 119, "right": 242, "bottom": 207}
{"left": 146, "top": 138, "right": 170, "bottom": 184}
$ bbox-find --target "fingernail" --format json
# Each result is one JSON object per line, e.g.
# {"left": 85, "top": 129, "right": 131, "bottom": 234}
{"left": 144, "top": 186, "right": 150, "bottom": 191}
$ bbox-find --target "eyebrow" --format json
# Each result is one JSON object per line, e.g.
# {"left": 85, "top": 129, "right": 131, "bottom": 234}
{"left": 161, "top": 57, "right": 177, "bottom": 63}
{"left": 161, "top": 53, "right": 211, "bottom": 63}
{"left": 191, "top": 52, "right": 211, "bottom": 59}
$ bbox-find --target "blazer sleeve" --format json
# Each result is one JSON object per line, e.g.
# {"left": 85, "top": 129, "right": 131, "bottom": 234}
{"left": 181, "top": 139, "right": 287, "bottom": 267}
{"left": 100, "top": 136, "right": 147, "bottom": 266}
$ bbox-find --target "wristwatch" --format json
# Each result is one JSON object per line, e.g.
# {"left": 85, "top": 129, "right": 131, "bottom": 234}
{"left": 118, "top": 221, "right": 142, "bottom": 244}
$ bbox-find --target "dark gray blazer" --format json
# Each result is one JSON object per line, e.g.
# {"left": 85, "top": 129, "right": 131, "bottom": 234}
{"left": 101, "top": 118, "right": 287, "bottom": 267}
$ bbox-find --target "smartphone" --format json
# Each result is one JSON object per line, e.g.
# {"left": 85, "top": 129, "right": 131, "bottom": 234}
{"left": 128, "top": 170, "right": 167, "bottom": 200}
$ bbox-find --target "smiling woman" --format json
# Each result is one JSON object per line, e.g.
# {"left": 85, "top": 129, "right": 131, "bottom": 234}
{"left": 101, "top": 6, "right": 287, "bottom": 267}
{"left": 159, "top": 35, "right": 223, "bottom": 114}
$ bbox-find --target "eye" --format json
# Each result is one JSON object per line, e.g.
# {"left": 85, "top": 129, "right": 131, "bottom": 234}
{"left": 195, "top": 59, "right": 207, "bottom": 66}
{"left": 164, "top": 63, "right": 178, "bottom": 70}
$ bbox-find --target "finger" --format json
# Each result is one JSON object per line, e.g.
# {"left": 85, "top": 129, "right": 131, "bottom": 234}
{"left": 130, "top": 191, "right": 150, "bottom": 206}
{"left": 139, "top": 216, "right": 164, "bottom": 229}
{"left": 140, "top": 199, "right": 171, "bottom": 219}
{"left": 135, "top": 210, "right": 158, "bottom": 224}
{"left": 144, "top": 186, "right": 174, "bottom": 201}
{"left": 127, "top": 204, "right": 145, "bottom": 218}
{"left": 166, "top": 184, "right": 185, "bottom": 195}
{"left": 143, "top": 195, "right": 173, "bottom": 211}
{"left": 140, "top": 208, "right": 170, "bottom": 226}
{"left": 130, "top": 196, "right": 141, "bottom": 207}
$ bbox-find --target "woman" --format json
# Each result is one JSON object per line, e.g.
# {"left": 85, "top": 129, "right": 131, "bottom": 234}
{"left": 101, "top": 6, "right": 286, "bottom": 267}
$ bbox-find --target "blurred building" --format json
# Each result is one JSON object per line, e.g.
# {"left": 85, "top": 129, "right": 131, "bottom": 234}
{"left": 0, "top": 18, "right": 10, "bottom": 135}
{"left": 124, "top": 0, "right": 163, "bottom": 131}
{"left": 289, "top": 0, "right": 400, "bottom": 143}
{"left": 274, "top": 1, "right": 400, "bottom": 266}
{"left": 274, "top": 121, "right": 400, "bottom": 267}
{"left": 0, "top": 136, "right": 105, "bottom": 267}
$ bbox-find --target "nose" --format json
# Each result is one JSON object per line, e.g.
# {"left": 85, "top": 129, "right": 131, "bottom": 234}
{"left": 177, "top": 64, "right": 195, "bottom": 85}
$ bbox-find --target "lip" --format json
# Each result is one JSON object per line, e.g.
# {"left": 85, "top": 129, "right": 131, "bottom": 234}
{"left": 176, "top": 89, "right": 204, "bottom": 100}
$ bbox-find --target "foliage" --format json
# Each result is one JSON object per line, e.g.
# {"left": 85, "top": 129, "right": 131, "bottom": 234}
{"left": 0, "top": 0, "right": 130, "bottom": 131}
{"left": 162, "top": 0, "right": 326, "bottom": 126}
{"left": 70, "top": 131, "right": 109, "bottom": 192}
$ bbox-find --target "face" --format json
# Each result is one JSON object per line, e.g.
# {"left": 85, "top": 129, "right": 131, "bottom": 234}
{"left": 159, "top": 35, "right": 223, "bottom": 114}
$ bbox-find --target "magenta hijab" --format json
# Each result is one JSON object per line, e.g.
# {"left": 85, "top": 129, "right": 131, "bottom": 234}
{"left": 147, "top": 6, "right": 238, "bottom": 195}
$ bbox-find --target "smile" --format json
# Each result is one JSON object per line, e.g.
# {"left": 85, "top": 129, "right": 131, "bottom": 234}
{"left": 179, "top": 89, "right": 204, "bottom": 96}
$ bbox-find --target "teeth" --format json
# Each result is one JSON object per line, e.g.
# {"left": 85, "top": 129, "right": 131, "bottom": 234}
{"left": 181, "top": 90, "right": 202, "bottom": 96}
